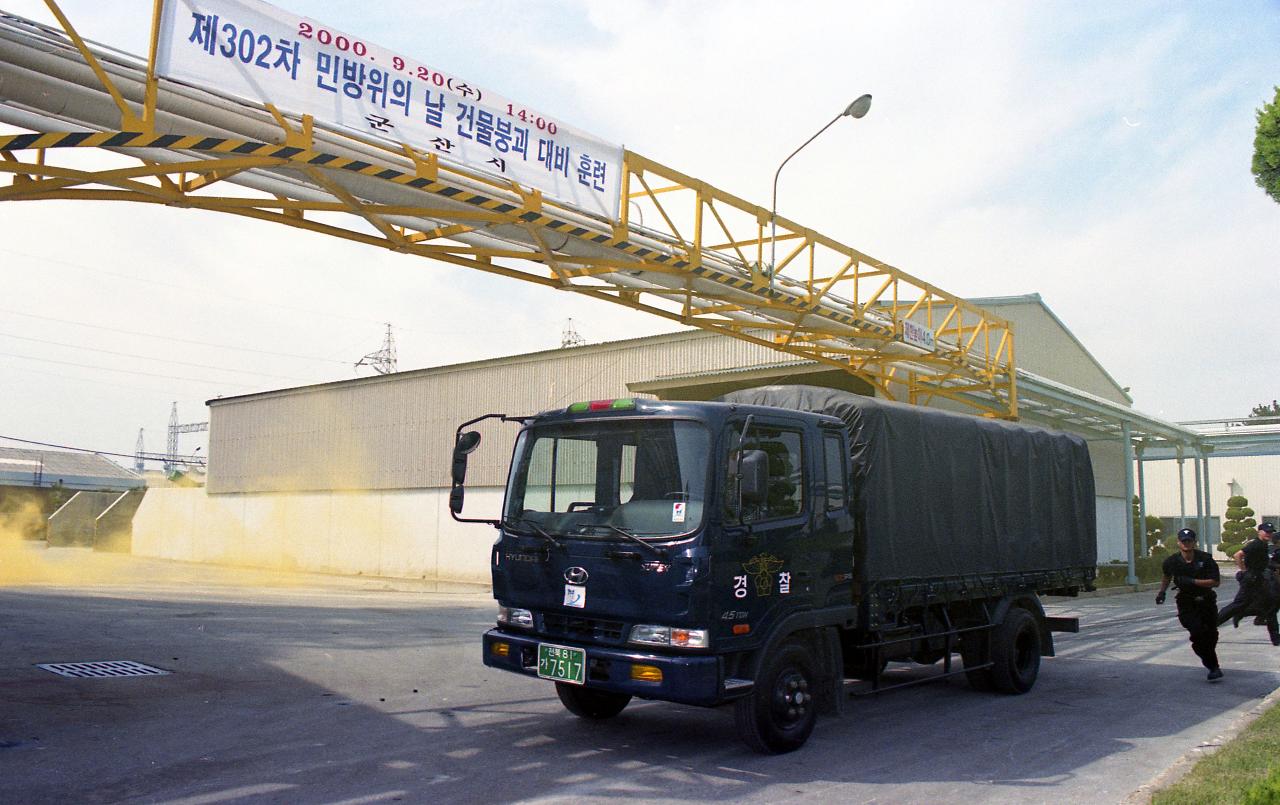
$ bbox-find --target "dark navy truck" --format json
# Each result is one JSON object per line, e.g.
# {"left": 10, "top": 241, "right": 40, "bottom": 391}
{"left": 450, "top": 385, "right": 1097, "bottom": 753}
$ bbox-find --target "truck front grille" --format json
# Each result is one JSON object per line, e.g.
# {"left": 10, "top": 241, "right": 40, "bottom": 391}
{"left": 539, "top": 612, "right": 627, "bottom": 644}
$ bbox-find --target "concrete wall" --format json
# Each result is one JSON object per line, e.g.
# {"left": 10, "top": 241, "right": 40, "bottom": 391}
{"left": 95, "top": 489, "right": 146, "bottom": 553}
{"left": 132, "top": 487, "right": 500, "bottom": 584}
{"left": 47, "top": 491, "right": 118, "bottom": 548}
{"left": 1096, "top": 495, "right": 1128, "bottom": 564}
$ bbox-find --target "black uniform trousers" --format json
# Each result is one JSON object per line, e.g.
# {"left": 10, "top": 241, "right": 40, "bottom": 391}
{"left": 1216, "top": 571, "right": 1280, "bottom": 642}
{"left": 1177, "top": 592, "right": 1220, "bottom": 671}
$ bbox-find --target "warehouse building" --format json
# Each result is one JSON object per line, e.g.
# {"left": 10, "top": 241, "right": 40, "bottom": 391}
{"left": 134, "top": 293, "right": 1137, "bottom": 582}
{"left": 0, "top": 446, "right": 145, "bottom": 547}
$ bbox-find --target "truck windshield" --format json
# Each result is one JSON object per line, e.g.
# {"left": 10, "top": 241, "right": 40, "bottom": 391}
{"left": 503, "top": 419, "right": 710, "bottom": 539}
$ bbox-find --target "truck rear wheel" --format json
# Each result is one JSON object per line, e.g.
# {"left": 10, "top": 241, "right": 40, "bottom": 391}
{"left": 555, "top": 683, "right": 631, "bottom": 719}
{"left": 735, "top": 641, "right": 817, "bottom": 754}
{"left": 990, "top": 608, "right": 1040, "bottom": 694}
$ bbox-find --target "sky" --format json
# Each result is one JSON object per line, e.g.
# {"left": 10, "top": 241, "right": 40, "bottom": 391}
{"left": 1, "top": 0, "right": 1278, "bottom": 469}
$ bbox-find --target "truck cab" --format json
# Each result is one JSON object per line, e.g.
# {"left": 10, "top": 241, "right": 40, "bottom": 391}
{"left": 460, "top": 400, "right": 846, "bottom": 729}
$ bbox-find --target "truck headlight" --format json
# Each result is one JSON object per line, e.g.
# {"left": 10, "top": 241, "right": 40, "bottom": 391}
{"left": 629, "top": 624, "right": 709, "bottom": 649}
{"left": 497, "top": 606, "right": 534, "bottom": 629}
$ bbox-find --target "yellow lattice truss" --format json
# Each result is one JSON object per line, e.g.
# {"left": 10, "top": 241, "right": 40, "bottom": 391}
{"left": 0, "top": 0, "right": 1017, "bottom": 418}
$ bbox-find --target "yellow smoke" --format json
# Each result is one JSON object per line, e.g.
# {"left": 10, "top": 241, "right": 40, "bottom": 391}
{"left": 0, "top": 496, "right": 51, "bottom": 585}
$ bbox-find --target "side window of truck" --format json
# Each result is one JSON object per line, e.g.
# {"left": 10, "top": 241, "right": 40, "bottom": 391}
{"left": 727, "top": 425, "right": 804, "bottom": 522}
{"left": 822, "top": 431, "right": 846, "bottom": 511}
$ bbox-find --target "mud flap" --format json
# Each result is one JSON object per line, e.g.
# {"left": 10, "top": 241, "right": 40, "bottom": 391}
{"left": 814, "top": 626, "right": 845, "bottom": 716}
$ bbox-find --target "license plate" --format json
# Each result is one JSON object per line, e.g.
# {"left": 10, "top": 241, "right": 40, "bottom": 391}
{"left": 537, "top": 643, "right": 585, "bottom": 685}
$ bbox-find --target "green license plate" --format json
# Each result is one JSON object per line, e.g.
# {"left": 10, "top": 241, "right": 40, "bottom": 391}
{"left": 537, "top": 643, "right": 585, "bottom": 685}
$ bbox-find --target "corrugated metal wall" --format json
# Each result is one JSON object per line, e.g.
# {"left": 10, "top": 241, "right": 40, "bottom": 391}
{"left": 208, "top": 330, "right": 793, "bottom": 493}
{"left": 208, "top": 308, "right": 1133, "bottom": 497}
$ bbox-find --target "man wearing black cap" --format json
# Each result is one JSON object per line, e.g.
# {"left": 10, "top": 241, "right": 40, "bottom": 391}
{"left": 1217, "top": 522, "right": 1280, "bottom": 645}
{"left": 1157, "top": 528, "right": 1223, "bottom": 680}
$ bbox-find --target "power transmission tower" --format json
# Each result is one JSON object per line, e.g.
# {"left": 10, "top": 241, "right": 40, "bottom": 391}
{"left": 561, "top": 318, "right": 586, "bottom": 348}
{"left": 135, "top": 428, "right": 145, "bottom": 473}
{"left": 355, "top": 323, "right": 398, "bottom": 375}
{"left": 166, "top": 402, "right": 209, "bottom": 473}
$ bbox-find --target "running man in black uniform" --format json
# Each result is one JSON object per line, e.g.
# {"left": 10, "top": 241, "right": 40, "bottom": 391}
{"left": 1217, "top": 522, "right": 1280, "bottom": 645}
{"left": 1156, "top": 528, "right": 1223, "bottom": 681}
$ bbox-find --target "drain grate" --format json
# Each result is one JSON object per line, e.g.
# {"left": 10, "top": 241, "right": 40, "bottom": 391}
{"left": 37, "top": 661, "right": 170, "bottom": 679}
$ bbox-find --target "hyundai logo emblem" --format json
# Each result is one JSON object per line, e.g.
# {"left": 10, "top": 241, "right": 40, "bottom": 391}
{"left": 564, "top": 566, "right": 589, "bottom": 584}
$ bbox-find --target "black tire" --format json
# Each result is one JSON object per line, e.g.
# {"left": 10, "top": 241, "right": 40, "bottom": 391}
{"left": 735, "top": 641, "right": 818, "bottom": 754}
{"left": 989, "top": 608, "right": 1041, "bottom": 694}
{"left": 555, "top": 683, "right": 631, "bottom": 719}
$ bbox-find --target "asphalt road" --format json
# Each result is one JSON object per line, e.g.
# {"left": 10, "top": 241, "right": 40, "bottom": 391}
{"left": 2, "top": 549, "right": 1279, "bottom": 804}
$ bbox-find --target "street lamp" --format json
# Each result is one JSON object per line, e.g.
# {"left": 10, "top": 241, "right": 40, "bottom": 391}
{"left": 769, "top": 94, "right": 872, "bottom": 283}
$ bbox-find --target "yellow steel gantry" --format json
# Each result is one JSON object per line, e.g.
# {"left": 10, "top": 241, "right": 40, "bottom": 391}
{"left": 0, "top": 1, "right": 1018, "bottom": 417}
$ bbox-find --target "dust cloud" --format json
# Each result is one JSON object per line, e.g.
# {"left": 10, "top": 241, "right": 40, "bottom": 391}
{"left": 0, "top": 496, "right": 54, "bottom": 585}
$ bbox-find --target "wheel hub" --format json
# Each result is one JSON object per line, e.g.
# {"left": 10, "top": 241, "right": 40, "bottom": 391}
{"left": 773, "top": 671, "right": 810, "bottom": 722}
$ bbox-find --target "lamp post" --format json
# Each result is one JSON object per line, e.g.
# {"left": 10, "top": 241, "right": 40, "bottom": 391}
{"left": 769, "top": 94, "right": 872, "bottom": 283}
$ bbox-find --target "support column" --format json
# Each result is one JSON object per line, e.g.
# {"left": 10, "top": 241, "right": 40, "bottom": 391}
{"left": 1136, "top": 442, "right": 1147, "bottom": 557}
{"left": 1193, "top": 451, "right": 1205, "bottom": 551}
{"left": 1177, "top": 447, "right": 1187, "bottom": 531}
{"left": 1202, "top": 455, "right": 1213, "bottom": 552}
{"left": 1124, "top": 423, "right": 1137, "bottom": 587}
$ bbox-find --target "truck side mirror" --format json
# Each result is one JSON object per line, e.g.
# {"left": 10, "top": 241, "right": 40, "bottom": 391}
{"left": 451, "top": 431, "right": 482, "bottom": 485}
{"left": 448, "top": 414, "right": 515, "bottom": 527}
{"left": 449, "top": 431, "right": 482, "bottom": 515}
{"left": 739, "top": 449, "right": 768, "bottom": 505}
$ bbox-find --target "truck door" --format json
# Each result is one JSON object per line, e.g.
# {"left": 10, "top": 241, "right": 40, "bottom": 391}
{"left": 815, "top": 425, "right": 856, "bottom": 607}
{"left": 715, "top": 416, "right": 815, "bottom": 648}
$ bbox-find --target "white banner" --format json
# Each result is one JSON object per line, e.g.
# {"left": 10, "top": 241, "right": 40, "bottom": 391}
{"left": 156, "top": 0, "right": 622, "bottom": 219}
{"left": 901, "top": 319, "right": 936, "bottom": 352}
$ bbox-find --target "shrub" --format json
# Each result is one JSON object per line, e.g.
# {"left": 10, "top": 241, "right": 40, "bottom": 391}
{"left": 1223, "top": 494, "right": 1258, "bottom": 556}
{"left": 1095, "top": 557, "right": 1167, "bottom": 587}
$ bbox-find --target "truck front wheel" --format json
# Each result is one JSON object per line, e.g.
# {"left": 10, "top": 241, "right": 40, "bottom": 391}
{"left": 990, "top": 608, "right": 1041, "bottom": 694}
{"left": 555, "top": 683, "right": 631, "bottom": 719}
{"left": 735, "top": 641, "right": 818, "bottom": 754}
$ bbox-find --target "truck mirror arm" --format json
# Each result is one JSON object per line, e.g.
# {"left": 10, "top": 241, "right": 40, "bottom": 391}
{"left": 449, "top": 412, "right": 528, "bottom": 526}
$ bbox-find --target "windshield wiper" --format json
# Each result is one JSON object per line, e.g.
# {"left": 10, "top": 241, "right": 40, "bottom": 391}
{"left": 591, "top": 523, "right": 667, "bottom": 559}
{"left": 506, "top": 517, "right": 564, "bottom": 549}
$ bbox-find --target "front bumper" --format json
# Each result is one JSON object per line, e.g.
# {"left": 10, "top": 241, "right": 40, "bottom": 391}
{"left": 482, "top": 628, "right": 725, "bottom": 707}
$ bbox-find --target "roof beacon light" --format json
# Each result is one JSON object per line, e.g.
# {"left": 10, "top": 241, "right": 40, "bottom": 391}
{"left": 567, "top": 398, "right": 636, "bottom": 414}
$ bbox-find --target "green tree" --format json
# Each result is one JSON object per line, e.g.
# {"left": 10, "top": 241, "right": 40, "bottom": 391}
{"left": 1255, "top": 86, "right": 1280, "bottom": 204}
{"left": 1221, "top": 494, "right": 1257, "bottom": 556}
{"left": 1250, "top": 399, "right": 1280, "bottom": 419}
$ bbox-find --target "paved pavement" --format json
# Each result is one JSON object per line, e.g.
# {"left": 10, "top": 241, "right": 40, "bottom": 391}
{"left": 2, "top": 547, "right": 1278, "bottom": 804}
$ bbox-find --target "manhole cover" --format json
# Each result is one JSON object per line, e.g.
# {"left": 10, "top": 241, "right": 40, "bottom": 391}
{"left": 37, "top": 661, "right": 170, "bottom": 679}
